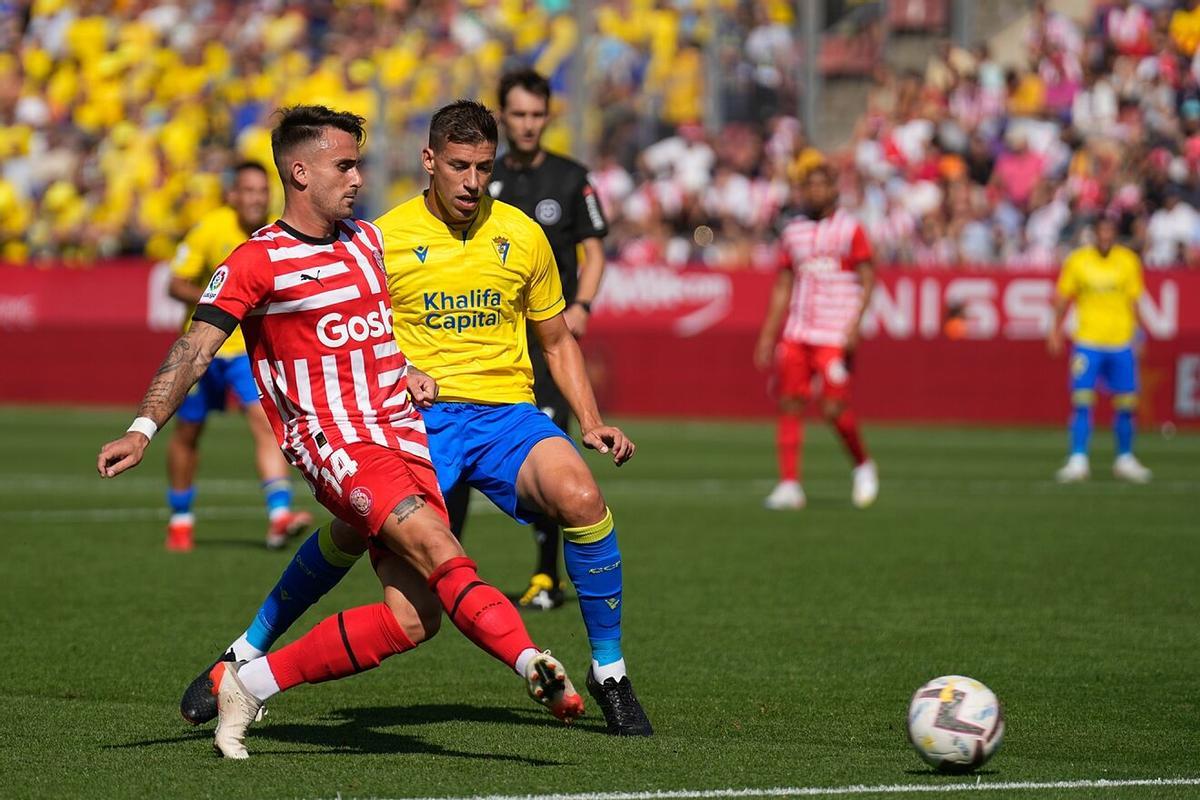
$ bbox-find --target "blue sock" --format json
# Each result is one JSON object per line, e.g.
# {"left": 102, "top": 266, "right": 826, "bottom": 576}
{"left": 262, "top": 478, "right": 292, "bottom": 518}
{"left": 1069, "top": 405, "right": 1092, "bottom": 456}
{"left": 562, "top": 508, "right": 623, "bottom": 667}
{"left": 244, "top": 525, "right": 360, "bottom": 652}
{"left": 1115, "top": 409, "right": 1134, "bottom": 456}
{"left": 167, "top": 486, "right": 196, "bottom": 516}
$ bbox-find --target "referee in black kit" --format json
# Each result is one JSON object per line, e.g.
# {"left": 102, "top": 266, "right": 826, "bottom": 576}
{"left": 444, "top": 68, "right": 610, "bottom": 611}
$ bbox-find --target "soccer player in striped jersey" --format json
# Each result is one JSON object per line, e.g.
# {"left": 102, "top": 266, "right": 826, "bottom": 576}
{"left": 754, "top": 163, "right": 879, "bottom": 511}
{"left": 164, "top": 161, "right": 312, "bottom": 551}
{"left": 98, "top": 106, "right": 583, "bottom": 759}
{"left": 178, "top": 101, "right": 652, "bottom": 738}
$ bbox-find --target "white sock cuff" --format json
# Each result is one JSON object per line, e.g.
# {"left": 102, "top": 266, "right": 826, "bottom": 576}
{"left": 236, "top": 657, "right": 281, "bottom": 702}
{"left": 228, "top": 633, "right": 265, "bottom": 663}
{"left": 514, "top": 647, "right": 539, "bottom": 677}
{"left": 591, "top": 657, "right": 627, "bottom": 683}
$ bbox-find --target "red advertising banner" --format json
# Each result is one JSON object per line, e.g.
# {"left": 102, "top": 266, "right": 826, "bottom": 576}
{"left": 583, "top": 265, "right": 1200, "bottom": 425}
{"left": 2, "top": 260, "right": 1199, "bottom": 426}
{"left": 0, "top": 261, "right": 181, "bottom": 405}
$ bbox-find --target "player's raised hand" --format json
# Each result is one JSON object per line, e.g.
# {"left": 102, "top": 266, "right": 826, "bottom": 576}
{"left": 407, "top": 366, "right": 439, "bottom": 408}
{"left": 582, "top": 425, "right": 636, "bottom": 466}
{"left": 97, "top": 432, "right": 150, "bottom": 478}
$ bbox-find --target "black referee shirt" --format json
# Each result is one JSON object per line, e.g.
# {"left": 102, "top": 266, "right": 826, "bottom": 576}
{"left": 488, "top": 151, "right": 608, "bottom": 304}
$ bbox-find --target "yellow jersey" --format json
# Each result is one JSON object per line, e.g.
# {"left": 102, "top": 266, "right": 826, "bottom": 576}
{"left": 1056, "top": 243, "right": 1144, "bottom": 348}
{"left": 170, "top": 206, "right": 251, "bottom": 357}
{"left": 376, "top": 194, "right": 566, "bottom": 405}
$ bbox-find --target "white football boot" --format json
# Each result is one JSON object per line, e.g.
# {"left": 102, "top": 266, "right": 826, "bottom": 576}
{"left": 851, "top": 460, "right": 879, "bottom": 508}
{"left": 764, "top": 480, "right": 806, "bottom": 510}
{"left": 212, "top": 661, "right": 264, "bottom": 759}
{"left": 1055, "top": 453, "right": 1090, "bottom": 483}
{"left": 525, "top": 651, "right": 584, "bottom": 723}
{"left": 1113, "top": 453, "right": 1152, "bottom": 484}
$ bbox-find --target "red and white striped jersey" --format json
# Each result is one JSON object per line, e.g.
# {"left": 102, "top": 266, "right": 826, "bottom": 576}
{"left": 777, "top": 208, "right": 872, "bottom": 348}
{"left": 193, "top": 218, "right": 426, "bottom": 486}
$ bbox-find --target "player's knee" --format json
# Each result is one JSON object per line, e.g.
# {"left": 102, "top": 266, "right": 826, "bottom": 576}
{"left": 387, "top": 592, "right": 442, "bottom": 644}
{"left": 329, "top": 518, "right": 368, "bottom": 558}
{"left": 553, "top": 478, "right": 606, "bottom": 528}
{"left": 1113, "top": 393, "right": 1138, "bottom": 411}
{"left": 780, "top": 397, "right": 805, "bottom": 415}
{"left": 172, "top": 421, "right": 203, "bottom": 447}
{"left": 1071, "top": 389, "right": 1096, "bottom": 408}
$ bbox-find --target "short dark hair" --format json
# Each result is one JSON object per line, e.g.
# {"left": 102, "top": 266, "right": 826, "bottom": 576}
{"left": 232, "top": 160, "right": 268, "bottom": 178}
{"left": 428, "top": 100, "right": 498, "bottom": 150}
{"left": 498, "top": 69, "right": 551, "bottom": 110}
{"left": 270, "top": 105, "right": 366, "bottom": 169}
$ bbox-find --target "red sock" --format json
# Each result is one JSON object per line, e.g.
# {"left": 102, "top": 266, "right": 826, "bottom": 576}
{"left": 266, "top": 603, "right": 415, "bottom": 691}
{"left": 777, "top": 415, "right": 802, "bottom": 481}
{"left": 428, "top": 556, "right": 535, "bottom": 669}
{"left": 832, "top": 407, "right": 868, "bottom": 466}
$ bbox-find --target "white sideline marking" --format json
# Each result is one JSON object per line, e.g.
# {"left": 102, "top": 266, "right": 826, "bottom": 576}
{"left": 3, "top": 474, "right": 1199, "bottom": 497}
{"left": 350, "top": 777, "right": 1200, "bottom": 800}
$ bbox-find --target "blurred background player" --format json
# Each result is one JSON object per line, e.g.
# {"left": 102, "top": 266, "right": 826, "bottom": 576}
{"left": 444, "top": 68, "right": 608, "bottom": 611}
{"left": 165, "top": 161, "right": 312, "bottom": 551}
{"left": 1048, "top": 216, "right": 1152, "bottom": 484}
{"left": 754, "top": 163, "right": 878, "bottom": 511}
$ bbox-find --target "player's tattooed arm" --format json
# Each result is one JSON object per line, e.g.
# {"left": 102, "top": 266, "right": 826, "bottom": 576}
{"left": 390, "top": 496, "right": 426, "bottom": 524}
{"left": 97, "top": 321, "right": 229, "bottom": 478}
{"left": 136, "top": 322, "right": 228, "bottom": 425}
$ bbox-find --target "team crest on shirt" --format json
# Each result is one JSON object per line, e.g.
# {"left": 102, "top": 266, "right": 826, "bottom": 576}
{"left": 349, "top": 487, "right": 373, "bottom": 516}
{"left": 199, "top": 265, "right": 229, "bottom": 304}
{"left": 535, "top": 198, "right": 562, "bottom": 225}
{"left": 413, "top": 245, "right": 429, "bottom": 263}
{"left": 492, "top": 236, "right": 510, "bottom": 264}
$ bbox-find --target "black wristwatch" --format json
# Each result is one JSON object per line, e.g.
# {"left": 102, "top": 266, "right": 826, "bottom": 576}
{"left": 572, "top": 300, "right": 593, "bottom": 314}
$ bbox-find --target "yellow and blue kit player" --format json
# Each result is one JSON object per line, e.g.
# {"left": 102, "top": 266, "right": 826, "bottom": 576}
{"left": 1048, "top": 217, "right": 1152, "bottom": 484}
{"left": 180, "top": 103, "right": 652, "bottom": 737}
{"left": 165, "top": 162, "right": 312, "bottom": 551}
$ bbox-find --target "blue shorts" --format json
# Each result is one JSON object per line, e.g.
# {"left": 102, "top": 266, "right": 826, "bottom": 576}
{"left": 422, "top": 402, "right": 572, "bottom": 524}
{"left": 1070, "top": 345, "right": 1137, "bottom": 397}
{"left": 177, "top": 355, "right": 261, "bottom": 424}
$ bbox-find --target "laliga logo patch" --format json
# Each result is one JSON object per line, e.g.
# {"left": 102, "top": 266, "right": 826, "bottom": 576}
{"left": 535, "top": 198, "right": 562, "bottom": 225}
{"left": 199, "top": 265, "right": 229, "bottom": 304}
{"left": 349, "top": 487, "right": 373, "bottom": 516}
{"left": 492, "top": 236, "right": 510, "bottom": 264}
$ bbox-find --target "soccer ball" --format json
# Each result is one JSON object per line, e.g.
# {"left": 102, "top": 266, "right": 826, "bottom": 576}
{"left": 906, "top": 675, "right": 1004, "bottom": 773}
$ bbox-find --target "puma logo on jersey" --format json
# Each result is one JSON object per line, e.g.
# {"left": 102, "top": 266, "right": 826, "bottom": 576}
{"left": 413, "top": 245, "right": 429, "bottom": 263}
{"left": 300, "top": 271, "right": 323, "bottom": 286}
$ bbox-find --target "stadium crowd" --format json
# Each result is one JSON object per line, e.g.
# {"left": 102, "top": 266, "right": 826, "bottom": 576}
{"left": 602, "top": 0, "right": 1200, "bottom": 270}
{"left": 5, "top": 0, "right": 1200, "bottom": 270}
{"left": 0, "top": 0, "right": 746, "bottom": 263}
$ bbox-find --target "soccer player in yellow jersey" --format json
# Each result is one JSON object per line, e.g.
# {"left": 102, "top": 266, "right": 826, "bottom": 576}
{"left": 165, "top": 162, "right": 312, "bottom": 551}
{"left": 376, "top": 101, "right": 650, "bottom": 735}
{"left": 1048, "top": 217, "right": 1152, "bottom": 484}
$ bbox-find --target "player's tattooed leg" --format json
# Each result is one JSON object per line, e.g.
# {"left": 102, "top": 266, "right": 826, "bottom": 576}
{"left": 390, "top": 495, "right": 426, "bottom": 525}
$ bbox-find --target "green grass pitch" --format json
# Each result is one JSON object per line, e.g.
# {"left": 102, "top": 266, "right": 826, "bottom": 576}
{"left": 1, "top": 407, "right": 1197, "bottom": 799}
